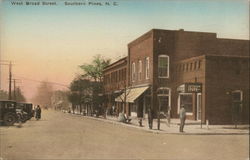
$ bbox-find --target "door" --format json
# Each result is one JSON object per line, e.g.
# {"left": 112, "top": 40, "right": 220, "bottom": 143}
{"left": 196, "top": 93, "right": 202, "bottom": 120}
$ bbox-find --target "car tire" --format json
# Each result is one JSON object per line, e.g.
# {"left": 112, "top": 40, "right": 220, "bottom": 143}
{"left": 3, "top": 113, "right": 17, "bottom": 126}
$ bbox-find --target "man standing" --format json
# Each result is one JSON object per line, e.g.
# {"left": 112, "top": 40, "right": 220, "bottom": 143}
{"left": 179, "top": 105, "right": 186, "bottom": 132}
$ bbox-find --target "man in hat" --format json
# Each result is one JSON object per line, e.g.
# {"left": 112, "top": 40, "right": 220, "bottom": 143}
{"left": 179, "top": 105, "right": 186, "bottom": 132}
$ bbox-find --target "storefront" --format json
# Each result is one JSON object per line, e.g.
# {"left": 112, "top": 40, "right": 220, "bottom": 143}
{"left": 115, "top": 85, "right": 150, "bottom": 117}
{"left": 177, "top": 83, "right": 202, "bottom": 120}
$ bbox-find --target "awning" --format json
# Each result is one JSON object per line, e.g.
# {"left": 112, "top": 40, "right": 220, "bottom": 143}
{"left": 115, "top": 86, "right": 149, "bottom": 103}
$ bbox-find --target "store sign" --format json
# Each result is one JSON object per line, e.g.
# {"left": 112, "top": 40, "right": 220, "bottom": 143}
{"left": 177, "top": 83, "right": 202, "bottom": 93}
{"left": 177, "top": 84, "right": 185, "bottom": 92}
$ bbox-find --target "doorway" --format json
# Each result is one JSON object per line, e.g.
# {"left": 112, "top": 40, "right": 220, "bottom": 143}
{"left": 196, "top": 93, "right": 202, "bottom": 120}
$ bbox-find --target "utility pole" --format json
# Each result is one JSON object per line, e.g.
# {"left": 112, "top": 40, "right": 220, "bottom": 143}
{"left": 8, "top": 61, "right": 12, "bottom": 100}
{"left": 13, "top": 79, "right": 21, "bottom": 100}
{"left": 13, "top": 79, "right": 16, "bottom": 100}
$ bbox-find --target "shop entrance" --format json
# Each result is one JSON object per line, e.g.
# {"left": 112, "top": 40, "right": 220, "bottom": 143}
{"left": 231, "top": 90, "right": 243, "bottom": 125}
{"left": 196, "top": 93, "right": 202, "bottom": 120}
{"left": 157, "top": 88, "right": 171, "bottom": 116}
{"left": 158, "top": 96, "right": 170, "bottom": 113}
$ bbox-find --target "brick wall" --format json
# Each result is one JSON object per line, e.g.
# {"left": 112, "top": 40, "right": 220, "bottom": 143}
{"left": 205, "top": 56, "right": 249, "bottom": 124}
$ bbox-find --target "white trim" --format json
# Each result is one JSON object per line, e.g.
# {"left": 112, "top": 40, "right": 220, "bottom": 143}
{"left": 132, "top": 62, "right": 136, "bottom": 82}
{"left": 158, "top": 55, "right": 170, "bottom": 78}
{"left": 177, "top": 93, "right": 193, "bottom": 115}
{"left": 197, "top": 93, "right": 202, "bottom": 120}
{"left": 158, "top": 55, "right": 168, "bottom": 57}
{"left": 145, "top": 57, "right": 150, "bottom": 80}
{"left": 157, "top": 88, "right": 171, "bottom": 112}
{"left": 232, "top": 90, "right": 243, "bottom": 101}
{"left": 138, "top": 60, "right": 142, "bottom": 81}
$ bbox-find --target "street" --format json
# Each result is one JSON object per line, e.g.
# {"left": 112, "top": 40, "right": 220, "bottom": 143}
{"left": 0, "top": 110, "right": 249, "bottom": 160}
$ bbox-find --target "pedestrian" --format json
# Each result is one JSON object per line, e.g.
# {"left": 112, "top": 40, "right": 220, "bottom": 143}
{"left": 112, "top": 105, "right": 115, "bottom": 116}
{"left": 148, "top": 107, "right": 153, "bottom": 129}
{"left": 35, "top": 105, "right": 42, "bottom": 120}
{"left": 179, "top": 105, "right": 186, "bottom": 132}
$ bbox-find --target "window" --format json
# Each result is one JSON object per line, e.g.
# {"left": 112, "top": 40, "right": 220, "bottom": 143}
{"left": 157, "top": 88, "right": 171, "bottom": 113}
{"left": 198, "top": 60, "right": 201, "bottom": 69}
{"left": 138, "top": 60, "right": 142, "bottom": 81}
{"left": 116, "top": 71, "right": 118, "bottom": 82}
{"left": 194, "top": 61, "right": 197, "bottom": 70}
{"left": 178, "top": 93, "right": 193, "bottom": 115}
{"left": 158, "top": 55, "right": 169, "bottom": 78}
{"left": 232, "top": 90, "right": 243, "bottom": 102}
{"left": 145, "top": 57, "right": 150, "bottom": 79}
{"left": 124, "top": 68, "right": 126, "bottom": 80}
{"left": 186, "top": 64, "right": 189, "bottom": 71}
{"left": 132, "top": 62, "right": 136, "bottom": 82}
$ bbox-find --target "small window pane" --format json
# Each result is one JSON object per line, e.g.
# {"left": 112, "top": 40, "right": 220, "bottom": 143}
{"left": 180, "top": 94, "right": 193, "bottom": 113}
{"left": 158, "top": 56, "right": 169, "bottom": 77}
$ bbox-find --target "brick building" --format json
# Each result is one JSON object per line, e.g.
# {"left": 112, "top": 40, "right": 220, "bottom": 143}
{"left": 103, "top": 29, "right": 249, "bottom": 124}
{"left": 103, "top": 57, "right": 127, "bottom": 115}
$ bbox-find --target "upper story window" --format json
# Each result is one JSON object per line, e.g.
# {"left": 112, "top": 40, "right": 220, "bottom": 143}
{"left": 145, "top": 57, "right": 150, "bottom": 79}
{"left": 190, "top": 63, "right": 193, "bottom": 70}
{"left": 138, "top": 60, "right": 142, "bottom": 81}
{"left": 132, "top": 62, "right": 136, "bottom": 82}
{"left": 198, "top": 60, "right": 201, "bottom": 69}
{"left": 123, "top": 68, "right": 127, "bottom": 81}
{"left": 232, "top": 90, "right": 243, "bottom": 102}
{"left": 158, "top": 55, "right": 169, "bottom": 78}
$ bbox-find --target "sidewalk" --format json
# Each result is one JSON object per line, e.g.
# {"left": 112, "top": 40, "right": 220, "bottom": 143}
{"left": 67, "top": 112, "right": 249, "bottom": 135}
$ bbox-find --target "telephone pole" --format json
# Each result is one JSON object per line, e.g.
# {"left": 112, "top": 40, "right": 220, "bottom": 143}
{"left": 12, "top": 78, "right": 21, "bottom": 101}
{"left": 8, "top": 61, "right": 12, "bottom": 100}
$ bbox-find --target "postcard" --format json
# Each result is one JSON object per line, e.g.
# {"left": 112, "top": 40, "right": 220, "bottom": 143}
{"left": 0, "top": 0, "right": 249, "bottom": 160}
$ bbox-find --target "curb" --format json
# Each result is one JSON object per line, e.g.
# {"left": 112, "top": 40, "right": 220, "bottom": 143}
{"left": 66, "top": 113, "right": 249, "bottom": 135}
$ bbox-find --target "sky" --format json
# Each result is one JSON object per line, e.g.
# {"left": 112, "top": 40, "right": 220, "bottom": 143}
{"left": 0, "top": 0, "right": 249, "bottom": 101}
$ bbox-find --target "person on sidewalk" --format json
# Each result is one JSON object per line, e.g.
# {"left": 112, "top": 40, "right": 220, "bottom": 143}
{"left": 35, "top": 105, "right": 42, "bottom": 120}
{"left": 179, "top": 105, "right": 186, "bottom": 132}
{"left": 148, "top": 107, "right": 153, "bottom": 129}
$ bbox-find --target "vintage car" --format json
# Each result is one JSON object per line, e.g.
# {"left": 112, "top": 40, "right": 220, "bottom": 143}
{"left": 17, "top": 102, "right": 34, "bottom": 120}
{"left": 16, "top": 103, "right": 31, "bottom": 123}
{"left": 0, "top": 100, "right": 18, "bottom": 126}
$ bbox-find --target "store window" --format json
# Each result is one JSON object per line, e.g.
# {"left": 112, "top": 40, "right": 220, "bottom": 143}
{"left": 158, "top": 55, "right": 169, "bottom": 78}
{"left": 157, "top": 88, "right": 171, "bottom": 113}
{"left": 145, "top": 57, "right": 150, "bottom": 79}
{"left": 178, "top": 93, "right": 193, "bottom": 115}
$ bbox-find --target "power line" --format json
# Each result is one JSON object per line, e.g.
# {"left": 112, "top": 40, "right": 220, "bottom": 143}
{"left": 14, "top": 76, "right": 69, "bottom": 88}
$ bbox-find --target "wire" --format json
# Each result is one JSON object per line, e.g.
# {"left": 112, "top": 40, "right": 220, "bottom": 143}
{"left": 14, "top": 76, "right": 69, "bottom": 88}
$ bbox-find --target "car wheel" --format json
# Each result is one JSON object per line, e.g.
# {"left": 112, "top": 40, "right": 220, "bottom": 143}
{"left": 3, "top": 113, "right": 17, "bottom": 126}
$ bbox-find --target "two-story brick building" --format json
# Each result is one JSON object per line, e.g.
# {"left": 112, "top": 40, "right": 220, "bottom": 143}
{"left": 103, "top": 29, "right": 249, "bottom": 124}
{"left": 103, "top": 57, "right": 127, "bottom": 115}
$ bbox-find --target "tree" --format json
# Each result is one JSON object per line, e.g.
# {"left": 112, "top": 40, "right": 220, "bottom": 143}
{"left": 51, "top": 90, "right": 70, "bottom": 110}
{"left": 14, "top": 87, "right": 26, "bottom": 102}
{"left": 78, "top": 55, "right": 111, "bottom": 116}
{"left": 0, "top": 90, "right": 8, "bottom": 100}
{"left": 32, "top": 81, "right": 53, "bottom": 108}
{"left": 80, "top": 54, "right": 111, "bottom": 82}
{"left": 68, "top": 77, "right": 92, "bottom": 114}
{"left": 68, "top": 55, "right": 110, "bottom": 116}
